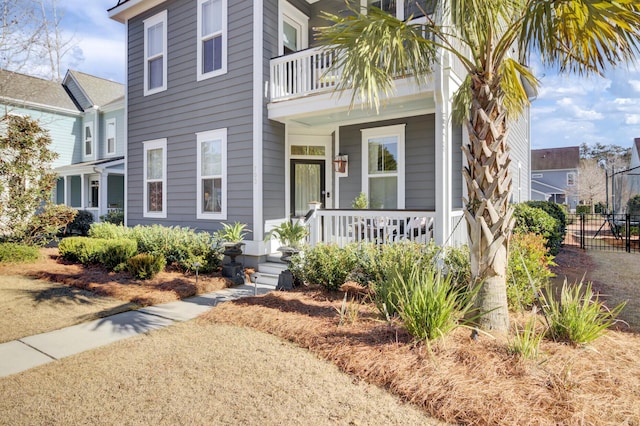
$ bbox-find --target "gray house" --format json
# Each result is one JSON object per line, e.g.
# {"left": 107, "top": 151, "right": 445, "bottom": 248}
{"left": 108, "top": 0, "right": 531, "bottom": 265}
{"left": 0, "top": 69, "right": 125, "bottom": 220}
{"left": 531, "top": 146, "right": 580, "bottom": 211}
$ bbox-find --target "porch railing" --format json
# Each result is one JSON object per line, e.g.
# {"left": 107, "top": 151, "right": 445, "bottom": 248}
{"left": 270, "top": 48, "right": 342, "bottom": 102}
{"left": 305, "top": 209, "right": 436, "bottom": 248}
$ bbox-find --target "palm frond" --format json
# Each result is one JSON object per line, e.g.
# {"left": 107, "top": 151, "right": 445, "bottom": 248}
{"left": 520, "top": 0, "right": 640, "bottom": 76}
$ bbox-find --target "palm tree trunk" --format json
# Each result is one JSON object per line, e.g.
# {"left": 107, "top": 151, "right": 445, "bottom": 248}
{"left": 462, "top": 75, "right": 513, "bottom": 332}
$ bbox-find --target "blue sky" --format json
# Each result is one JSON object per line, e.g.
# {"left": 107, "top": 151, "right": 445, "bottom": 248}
{"left": 54, "top": 0, "right": 640, "bottom": 152}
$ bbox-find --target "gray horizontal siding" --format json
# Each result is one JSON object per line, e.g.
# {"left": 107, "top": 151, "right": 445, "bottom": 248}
{"left": 339, "top": 114, "right": 436, "bottom": 210}
{"left": 126, "top": 0, "right": 255, "bottom": 232}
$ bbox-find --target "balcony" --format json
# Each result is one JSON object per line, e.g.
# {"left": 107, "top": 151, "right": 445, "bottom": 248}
{"left": 270, "top": 48, "right": 341, "bottom": 102}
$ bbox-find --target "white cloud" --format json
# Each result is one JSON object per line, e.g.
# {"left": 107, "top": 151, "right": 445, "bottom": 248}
{"left": 625, "top": 115, "right": 640, "bottom": 125}
{"left": 629, "top": 80, "right": 640, "bottom": 93}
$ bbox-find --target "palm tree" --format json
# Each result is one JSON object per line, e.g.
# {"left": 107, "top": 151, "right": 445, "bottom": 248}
{"left": 318, "top": 1, "right": 640, "bottom": 332}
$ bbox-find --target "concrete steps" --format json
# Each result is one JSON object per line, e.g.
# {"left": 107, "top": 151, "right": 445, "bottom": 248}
{"left": 251, "top": 256, "right": 288, "bottom": 287}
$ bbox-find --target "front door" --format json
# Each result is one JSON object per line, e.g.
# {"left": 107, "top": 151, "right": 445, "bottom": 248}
{"left": 291, "top": 159, "right": 325, "bottom": 217}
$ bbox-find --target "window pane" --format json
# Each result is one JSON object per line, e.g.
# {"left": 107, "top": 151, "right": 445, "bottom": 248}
{"left": 370, "top": 0, "right": 396, "bottom": 14}
{"left": 85, "top": 126, "right": 92, "bottom": 139}
{"left": 148, "top": 181, "right": 163, "bottom": 212}
{"left": 404, "top": 0, "right": 435, "bottom": 18}
{"left": 90, "top": 180, "right": 99, "bottom": 208}
{"left": 202, "top": 0, "right": 222, "bottom": 36}
{"left": 108, "top": 138, "right": 115, "bottom": 153}
{"left": 368, "top": 137, "right": 398, "bottom": 174}
{"left": 202, "top": 178, "right": 222, "bottom": 213}
{"left": 369, "top": 176, "right": 397, "bottom": 209}
{"left": 147, "top": 148, "right": 163, "bottom": 179}
{"left": 201, "top": 139, "right": 222, "bottom": 176}
{"left": 203, "top": 36, "right": 222, "bottom": 73}
{"left": 147, "top": 22, "right": 163, "bottom": 56}
{"left": 148, "top": 57, "right": 163, "bottom": 89}
{"left": 290, "top": 145, "right": 325, "bottom": 156}
{"left": 283, "top": 21, "right": 298, "bottom": 52}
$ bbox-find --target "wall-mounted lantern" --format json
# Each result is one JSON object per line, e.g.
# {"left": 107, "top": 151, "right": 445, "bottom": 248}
{"left": 333, "top": 154, "right": 348, "bottom": 174}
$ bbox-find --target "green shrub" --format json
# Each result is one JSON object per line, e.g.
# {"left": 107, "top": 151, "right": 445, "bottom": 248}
{"left": 5, "top": 204, "right": 78, "bottom": 246}
{"left": 295, "top": 243, "right": 357, "bottom": 291}
{"left": 576, "top": 204, "right": 591, "bottom": 215}
{"left": 443, "top": 245, "right": 471, "bottom": 288}
{"left": 58, "top": 237, "right": 107, "bottom": 265}
{"left": 0, "top": 243, "right": 40, "bottom": 263}
{"left": 89, "top": 222, "right": 131, "bottom": 240}
{"left": 507, "top": 233, "right": 555, "bottom": 310}
{"left": 68, "top": 210, "right": 94, "bottom": 236}
{"left": 126, "top": 253, "right": 166, "bottom": 280}
{"left": 525, "top": 200, "right": 567, "bottom": 236}
{"left": 99, "top": 210, "right": 124, "bottom": 225}
{"left": 513, "top": 203, "right": 562, "bottom": 255}
{"left": 542, "top": 280, "right": 625, "bottom": 345}
{"left": 388, "top": 264, "right": 477, "bottom": 342}
{"left": 98, "top": 239, "right": 138, "bottom": 271}
{"left": 627, "top": 195, "right": 640, "bottom": 217}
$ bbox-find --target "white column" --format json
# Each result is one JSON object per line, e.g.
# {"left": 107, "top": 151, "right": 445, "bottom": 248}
{"left": 433, "top": 59, "right": 452, "bottom": 247}
{"left": 80, "top": 173, "right": 86, "bottom": 209}
{"left": 99, "top": 171, "right": 109, "bottom": 219}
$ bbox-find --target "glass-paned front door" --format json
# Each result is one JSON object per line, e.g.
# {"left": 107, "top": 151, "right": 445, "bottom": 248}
{"left": 291, "top": 160, "right": 325, "bottom": 217}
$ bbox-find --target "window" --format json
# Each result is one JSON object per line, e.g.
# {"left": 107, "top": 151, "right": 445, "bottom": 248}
{"left": 361, "top": 125, "right": 405, "bottom": 209}
{"left": 197, "top": 129, "right": 226, "bottom": 219}
{"left": 278, "top": 0, "right": 308, "bottom": 56}
{"left": 106, "top": 118, "right": 116, "bottom": 155}
{"left": 567, "top": 172, "right": 576, "bottom": 187}
{"left": 89, "top": 178, "right": 99, "bottom": 208}
{"left": 197, "top": 0, "right": 227, "bottom": 80}
{"left": 144, "top": 11, "right": 167, "bottom": 95}
{"left": 143, "top": 139, "right": 167, "bottom": 217}
{"left": 369, "top": 0, "right": 435, "bottom": 20}
{"left": 84, "top": 123, "right": 93, "bottom": 157}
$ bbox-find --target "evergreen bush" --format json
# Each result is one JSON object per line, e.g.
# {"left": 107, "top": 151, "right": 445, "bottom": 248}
{"left": 98, "top": 239, "right": 138, "bottom": 271}
{"left": 0, "top": 243, "right": 40, "bottom": 263}
{"left": 68, "top": 210, "right": 94, "bottom": 236}
{"left": 513, "top": 203, "right": 562, "bottom": 254}
{"left": 126, "top": 253, "right": 166, "bottom": 280}
{"left": 507, "top": 233, "right": 555, "bottom": 310}
{"left": 295, "top": 243, "right": 356, "bottom": 291}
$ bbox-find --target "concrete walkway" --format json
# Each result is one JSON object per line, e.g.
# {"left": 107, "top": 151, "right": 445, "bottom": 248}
{"left": 0, "top": 282, "right": 275, "bottom": 378}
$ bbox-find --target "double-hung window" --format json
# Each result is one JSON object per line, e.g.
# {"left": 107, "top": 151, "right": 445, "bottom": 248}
{"left": 143, "top": 139, "right": 167, "bottom": 218}
{"left": 197, "top": 0, "right": 227, "bottom": 80}
{"left": 106, "top": 118, "right": 116, "bottom": 155}
{"left": 197, "top": 129, "right": 226, "bottom": 219}
{"left": 567, "top": 172, "right": 576, "bottom": 187}
{"left": 144, "top": 11, "right": 167, "bottom": 95}
{"left": 362, "top": 125, "right": 405, "bottom": 209}
{"left": 84, "top": 123, "right": 93, "bottom": 157}
{"left": 369, "top": 0, "right": 435, "bottom": 20}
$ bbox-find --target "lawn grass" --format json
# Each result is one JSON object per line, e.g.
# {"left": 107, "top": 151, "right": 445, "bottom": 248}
{"left": 0, "top": 275, "right": 136, "bottom": 343}
{"left": 0, "top": 323, "right": 441, "bottom": 425}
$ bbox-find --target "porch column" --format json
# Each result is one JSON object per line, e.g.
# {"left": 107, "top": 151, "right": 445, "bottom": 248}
{"left": 99, "top": 170, "right": 108, "bottom": 219}
{"left": 433, "top": 58, "right": 453, "bottom": 246}
{"left": 80, "top": 173, "right": 86, "bottom": 209}
{"left": 64, "top": 176, "right": 69, "bottom": 206}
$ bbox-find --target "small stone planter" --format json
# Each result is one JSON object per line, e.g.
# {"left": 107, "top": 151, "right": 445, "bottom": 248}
{"left": 276, "top": 246, "right": 300, "bottom": 291}
{"left": 221, "top": 242, "right": 245, "bottom": 285}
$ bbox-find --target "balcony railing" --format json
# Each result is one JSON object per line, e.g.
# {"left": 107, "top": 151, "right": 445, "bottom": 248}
{"left": 270, "top": 48, "right": 342, "bottom": 102}
{"left": 304, "top": 208, "right": 436, "bottom": 248}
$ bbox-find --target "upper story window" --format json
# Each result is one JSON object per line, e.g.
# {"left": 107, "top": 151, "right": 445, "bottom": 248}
{"left": 143, "top": 139, "right": 167, "bottom": 218}
{"left": 361, "top": 124, "right": 405, "bottom": 209}
{"left": 144, "top": 10, "right": 167, "bottom": 95}
{"left": 197, "top": 128, "right": 227, "bottom": 219}
{"left": 278, "top": 1, "right": 308, "bottom": 56}
{"left": 369, "top": 0, "right": 435, "bottom": 20}
{"left": 567, "top": 172, "right": 576, "bottom": 187}
{"left": 84, "top": 123, "right": 93, "bottom": 157}
{"left": 197, "top": 0, "right": 227, "bottom": 80}
{"left": 106, "top": 118, "right": 116, "bottom": 155}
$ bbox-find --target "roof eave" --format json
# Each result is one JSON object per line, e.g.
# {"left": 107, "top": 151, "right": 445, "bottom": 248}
{"left": 108, "top": 0, "right": 166, "bottom": 23}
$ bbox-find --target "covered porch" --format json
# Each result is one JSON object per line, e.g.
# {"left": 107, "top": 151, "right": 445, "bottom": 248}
{"left": 53, "top": 157, "right": 125, "bottom": 222}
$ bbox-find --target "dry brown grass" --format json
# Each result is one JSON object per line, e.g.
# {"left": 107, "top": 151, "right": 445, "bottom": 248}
{"left": 0, "top": 322, "right": 441, "bottom": 425}
{"left": 201, "top": 287, "right": 640, "bottom": 425}
{"left": 0, "top": 275, "right": 135, "bottom": 343}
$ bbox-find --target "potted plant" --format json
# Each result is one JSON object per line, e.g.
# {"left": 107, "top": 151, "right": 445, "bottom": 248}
{"left": 216, "top": 222, "right": 251, "bottom": 284}
{"left": 266, "top": 220, "right": 308, "bottom": 261}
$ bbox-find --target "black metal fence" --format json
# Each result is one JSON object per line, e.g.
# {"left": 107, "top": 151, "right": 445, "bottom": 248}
{"left": 565, "top": 213, "right": 640, "bottom": 253}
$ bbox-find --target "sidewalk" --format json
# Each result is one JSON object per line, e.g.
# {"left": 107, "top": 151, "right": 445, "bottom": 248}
{"left": 0, "top": 282, "right": 275, "bottom": 378}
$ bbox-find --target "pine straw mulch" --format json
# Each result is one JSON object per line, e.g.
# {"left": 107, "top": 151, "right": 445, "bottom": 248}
{"left": 0, "top": 248, "right": 232, "bottom": 306}
{"left": 201, "top": 284, "right": 640, "bottom": 425}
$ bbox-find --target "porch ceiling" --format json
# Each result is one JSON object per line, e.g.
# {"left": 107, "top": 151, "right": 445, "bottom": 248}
{"left": 269, "top": 93, "right": 436, "bottom": 127}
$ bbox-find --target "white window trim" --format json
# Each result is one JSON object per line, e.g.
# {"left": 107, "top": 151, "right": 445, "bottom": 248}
{"left": 143, "top": 10, "right": 168, "bottom": 96}
{"left": 196, "top": 128, "right": 227, "bottom": 220}
{"left": 143, "top": 138, "right": 167, "bottom": 218}
{"left": 278, "top": 0, "right": 309, "bottom": 56}
{"left": 361, "top": 124, "right": 406, "bottom": 209}
{"left": 105, "top": 118, "right": 117, "bottom": 156}
{"left": 84, "top": 122, "right": 94, "bottom": 158}
{"left": 196, "top": 0, "right": 227, "bottom": 81}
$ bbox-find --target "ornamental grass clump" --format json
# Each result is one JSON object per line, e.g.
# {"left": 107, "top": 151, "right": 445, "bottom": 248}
{"left": 507, "top": 312, "right": 545, "bottom": 360}
{"left": 388, "top": 264, "right": 477, "bottom": 342}
{"left": 542, "top": 279, "right": 626, "bottom": 346}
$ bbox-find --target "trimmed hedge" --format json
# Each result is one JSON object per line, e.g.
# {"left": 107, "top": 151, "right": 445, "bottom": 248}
{"left": 126, "top": 253, "right": 166, "bottom": 280}
{"left": 514, "top": 203, "right": 562, "bottom": 255}
{"left": 58, "top": 237, "right": 138, "bottom": 270}
{"left": 0, "top": 243, "right": 40, "bottom": 263}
